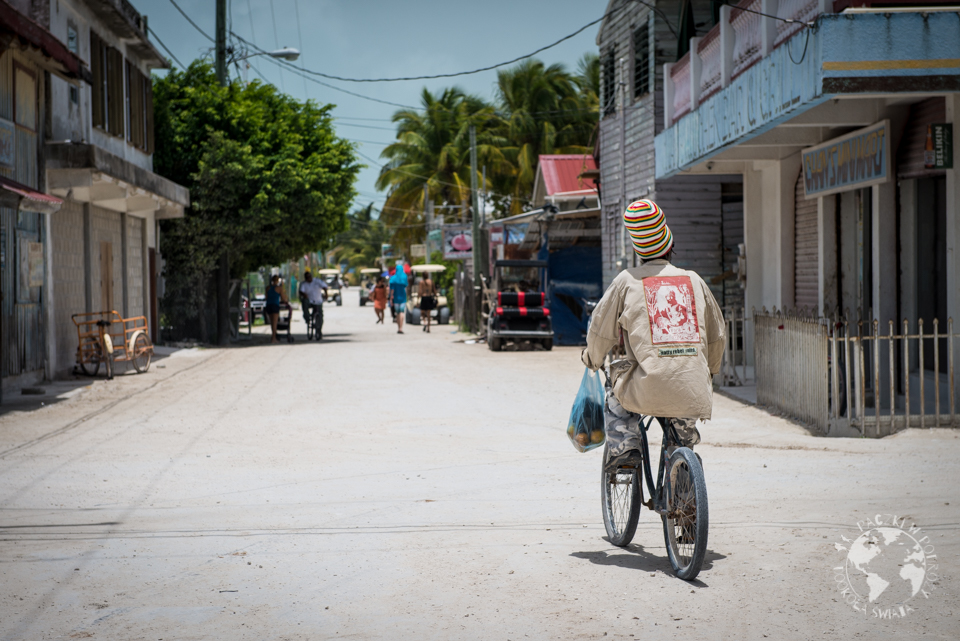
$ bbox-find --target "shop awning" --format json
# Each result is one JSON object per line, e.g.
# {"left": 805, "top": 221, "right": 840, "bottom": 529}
{"left": 0, "top": 176, "right": 62, "bottom": 214}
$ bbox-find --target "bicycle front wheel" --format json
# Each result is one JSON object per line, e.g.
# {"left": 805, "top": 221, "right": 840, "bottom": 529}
{"left": 601, "top": 444, "right": 641, "bottom": 547}
{"left": 662, "top": 447, "right": 708, "bottom": 580}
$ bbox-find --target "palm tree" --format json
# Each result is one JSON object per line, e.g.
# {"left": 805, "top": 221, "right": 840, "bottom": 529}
{"left": 493, "top": 59, "right": 597, "bottom": 214}
{"left": 376, "top": 88, "right": 509, "bottom": 248}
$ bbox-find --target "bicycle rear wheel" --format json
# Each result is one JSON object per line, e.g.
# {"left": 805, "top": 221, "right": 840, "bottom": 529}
{"left": 601, "top": 444, "right": 641, "bottom": 547}
{"left": 662, "top": 447, "right": 708, "bottom": 580}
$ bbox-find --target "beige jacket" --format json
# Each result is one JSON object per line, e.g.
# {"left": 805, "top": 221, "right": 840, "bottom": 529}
{"left": 581, "top": 260, "right": 725, "bottom": 419}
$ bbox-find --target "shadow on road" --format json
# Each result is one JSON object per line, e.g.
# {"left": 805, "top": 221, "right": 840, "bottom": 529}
{"left": 570, "top": 545, "right": 726, "bottom": 584}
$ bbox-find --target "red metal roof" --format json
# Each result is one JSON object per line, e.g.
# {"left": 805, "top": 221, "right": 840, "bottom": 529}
{"left": 0, "top": 175, "right": 62, "bottom": 213}
{"left": 538, "top": 154, "right": 598, "bottom": 197}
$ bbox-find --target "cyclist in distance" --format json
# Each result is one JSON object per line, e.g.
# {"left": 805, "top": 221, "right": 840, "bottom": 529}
{"left": 299, "top": 270, "right": 328, "bottom": 339}
{"left": 582, "top": 200, "right": 725, "bottom": 471}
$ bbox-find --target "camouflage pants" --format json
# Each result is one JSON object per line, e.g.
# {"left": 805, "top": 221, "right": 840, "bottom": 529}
{"left": 603, "top": 388, "right": 701, "bottom": 458}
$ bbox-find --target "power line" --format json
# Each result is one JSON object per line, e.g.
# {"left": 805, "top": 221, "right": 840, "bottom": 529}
{"left": 246, "top": 49, "right": 418, "bottom": 109}
{"left": 148, "top": 25, "right": 186, "bottom": 69}
{"left": 168, "top": 0, "right": 215, "bottom": 42}
{"left": 335, "top": 122, "right": 398, "bottom": 132}
{"left": 228, "top": 11, "right": 604, "bottom": 83}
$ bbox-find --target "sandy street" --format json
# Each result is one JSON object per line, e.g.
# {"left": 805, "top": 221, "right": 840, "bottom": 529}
{"left": 0, "top": 290, "right": 957, "bottom": 640}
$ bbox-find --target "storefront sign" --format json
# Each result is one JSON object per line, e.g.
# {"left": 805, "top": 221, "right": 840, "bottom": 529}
{"left": 925, "top": 123, "right": 953, "bottom": 170}
{"left": 802, "top": 120, "right": 890, "bottom": 199}
{"left": 442, "top": 225, "right": 472, "bottom": 259}
{"left": 410, "top": 243, "right": 426, "bottom": 257}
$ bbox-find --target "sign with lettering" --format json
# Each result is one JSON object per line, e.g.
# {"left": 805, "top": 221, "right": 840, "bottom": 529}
{"left": 925, "top": 123, "right": 953, "bottom": 170}
{"left": 802, "top": 121, "right": 890, "bottom": 199}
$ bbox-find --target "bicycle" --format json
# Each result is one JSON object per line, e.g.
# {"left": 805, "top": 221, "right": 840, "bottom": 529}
{"left": 304, "top": 302, "right": 323, "bottom": 341}
{"left": 599, "top": 371, "right": 709, "bottom": 581}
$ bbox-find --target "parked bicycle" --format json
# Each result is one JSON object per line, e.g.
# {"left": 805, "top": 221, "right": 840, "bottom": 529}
{"left": 72, "top": 311, "right": 153, "bottom": 379}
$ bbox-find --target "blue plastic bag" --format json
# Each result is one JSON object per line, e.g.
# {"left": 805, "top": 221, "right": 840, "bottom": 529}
{"left": 567, "top": 367, "right": 606, "bottom": 452}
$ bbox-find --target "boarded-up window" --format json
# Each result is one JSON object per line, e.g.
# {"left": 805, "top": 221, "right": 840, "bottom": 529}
{"left": 126, "top": 61, "right": 153, "bottom": 152}
{"left": 794, "top": 174, "right": 819, "bottom": 311}
{"left": 91, "top": 31, "right": 125, "bottom": 138}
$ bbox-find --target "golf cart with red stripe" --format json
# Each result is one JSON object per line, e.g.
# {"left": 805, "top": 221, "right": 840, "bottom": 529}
{"left": 486, "top": 259, "right": 553, "bottom": 351}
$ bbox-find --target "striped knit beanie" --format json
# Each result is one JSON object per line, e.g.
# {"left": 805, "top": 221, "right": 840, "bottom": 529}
{"left": 623, "top": 199, "right": 673, "bottom": 260}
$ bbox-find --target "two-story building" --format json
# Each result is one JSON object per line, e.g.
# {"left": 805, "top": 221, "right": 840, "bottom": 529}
{"left": 654, "top": 0, "right": 960, "bottom": 434}
{"left": 0, "top": 0, "right": 188, "bottom": 398}
{"left": 596, "top": 0, "right": 746, "bottom": 311}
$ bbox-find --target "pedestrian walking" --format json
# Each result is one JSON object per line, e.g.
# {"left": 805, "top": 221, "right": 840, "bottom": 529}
{"left": 370, "top": 277, "right": 388, "bottom": 324}
{"left": 265, "top": 274, "right": 288, "bottom": 344}
{"left": 418, "top": 272, "right": 437, "bottom": 333}
{"left": 388, "top": 261, "right": 408, "bottom": 334}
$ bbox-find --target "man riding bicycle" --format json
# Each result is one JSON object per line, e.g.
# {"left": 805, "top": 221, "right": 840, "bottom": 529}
{"left": 299, "top": 270, "right": 328, "bottom": 339}
{"left": 582, "top": 200, "right": 725, "bottom": 472}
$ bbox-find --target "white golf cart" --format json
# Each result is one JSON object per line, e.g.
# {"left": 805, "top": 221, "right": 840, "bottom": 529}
{"left": 316, "top": 268, "right": 343, "bottom": 306}
{"left": 405, "top": 264, "right": 451, "bottom": 326}
{"left": 358, "top": 267, "right": 381, "bottom": 306}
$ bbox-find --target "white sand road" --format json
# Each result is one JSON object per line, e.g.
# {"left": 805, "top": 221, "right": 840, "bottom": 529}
{"left": 0, "top": 289, "right": 957, "bottom": 640}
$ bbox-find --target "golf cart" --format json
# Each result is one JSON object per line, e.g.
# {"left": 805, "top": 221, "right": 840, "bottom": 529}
{"left": 487, "top": 259, "right": 553, "bottom": 351}
{"left": 358, "top": 268, "right": 381, "bottom": 306}
{"left": 405, "top": 264, "right": 451, "bottom": 326}
{"left": 316, "top": 268, "right": 343, "bottom": 306}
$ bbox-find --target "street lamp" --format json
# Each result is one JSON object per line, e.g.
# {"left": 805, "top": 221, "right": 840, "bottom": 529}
{"left": 229, "top": 46, "right": 301, "bottom": 84}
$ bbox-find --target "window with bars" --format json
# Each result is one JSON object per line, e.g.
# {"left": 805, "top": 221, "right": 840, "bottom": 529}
{"left": 633, "top": 20, "right": 651, "bottom": 100}
{"left": 126, "top": 61, "right": 154, "bottom": 152}
{"left": 601, "top": 46, "right": 617, "bottom": 117}
{"left": 91, "top": 30, "right": 124, "bottom": 138}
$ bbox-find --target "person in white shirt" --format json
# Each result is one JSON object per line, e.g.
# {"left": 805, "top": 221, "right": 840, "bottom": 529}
{"left": 299, "top": 271, "right": 328, "bottom": 339}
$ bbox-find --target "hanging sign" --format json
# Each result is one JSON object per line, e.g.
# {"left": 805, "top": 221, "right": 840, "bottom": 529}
{"left": 924, "top": 123, "right": 953, "bottom": 170}
{"left": 442, "top": 225, "right": 472, "bottom": 259}
{"left": 410, "top": 243, "right": 426, "bottom": 258}
{"left": 802, "top": 120, "right": 890, "bottom": 199}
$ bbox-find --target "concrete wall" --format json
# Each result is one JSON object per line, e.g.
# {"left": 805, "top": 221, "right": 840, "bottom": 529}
{"left": 50, "top": 200, "right": 87, "bottom": 376}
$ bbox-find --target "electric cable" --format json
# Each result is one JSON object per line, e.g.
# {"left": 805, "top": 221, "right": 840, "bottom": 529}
{"left": 168, "top": 0, "right": 215, "bottom": 42}
{"left": 148, "top": 26, "right": 186, "bottom": 69}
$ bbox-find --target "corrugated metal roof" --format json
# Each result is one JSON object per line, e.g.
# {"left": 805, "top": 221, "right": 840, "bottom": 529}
{"left": 537, "top": 154, "right": 598, "bottom": 197}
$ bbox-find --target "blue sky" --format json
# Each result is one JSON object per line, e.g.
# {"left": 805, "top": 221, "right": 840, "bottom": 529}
{"left": 146, "top": 0, "right": 603, "bottom": 213}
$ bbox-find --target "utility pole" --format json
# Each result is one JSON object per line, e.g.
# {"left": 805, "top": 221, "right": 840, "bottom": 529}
{"left": 469, "top": 124, "right": 480, "bottom": 286}
{"left": 216, "top": 0, "right": 227, "bottom": 85}
{"left": 215, "top": 0, "right": 229, "bottom": 344}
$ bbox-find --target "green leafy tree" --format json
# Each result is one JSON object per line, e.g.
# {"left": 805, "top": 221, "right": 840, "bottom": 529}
{"left": 492, "top": 59, "right": 597, "bottom": 214}
{"left": 153, "top": 61, "right": 359, "bottom": 339}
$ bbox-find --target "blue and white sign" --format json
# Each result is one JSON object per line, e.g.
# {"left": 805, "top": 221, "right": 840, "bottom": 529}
{"left": 802, "top": 120, "right": 890, "bottom": 199}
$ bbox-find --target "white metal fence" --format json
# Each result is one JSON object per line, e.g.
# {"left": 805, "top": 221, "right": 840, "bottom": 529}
{"left": 752, "top": 308, "right": 960, "bottom": 436}
{"left": 719, "top": 306, "right": 751, "bottom": 387}
{"left": 754, "top": 309, "right": 830, "bottom": 432}
{"left": 830, "top": 317, "right": 959, "bottom": 436}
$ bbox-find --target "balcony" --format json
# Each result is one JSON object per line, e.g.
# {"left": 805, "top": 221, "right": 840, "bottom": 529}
{"left": 656, "top": 4, "right": 960, "bottom": 178}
